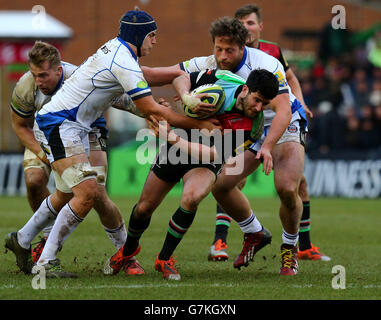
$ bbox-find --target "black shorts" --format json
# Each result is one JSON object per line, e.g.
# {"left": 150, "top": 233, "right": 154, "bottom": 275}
{"left": 151, "top": 146, "right": 222, "bottom": 183}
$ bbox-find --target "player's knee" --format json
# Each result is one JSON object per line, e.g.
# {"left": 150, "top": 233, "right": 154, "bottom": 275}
{"left": 181, "top": 189, "right": 206, "bottom": 210}
{"left": 74, "top": 180, "right": 99, "bottom": 209}
{"left": 135, "top": 201, "right": 155, "bottom": 219}
{"left": 94, "top": 185, "right": 109, "bottom": 203}
{"left": 237, "top": 177, "right": 247, "bottom": 190}
{"left": 298, "top": 176, "right": 308, "bottom": 198}
{"left": 277, "top": 186, "right": 298, "bottom": 210}
{"left": 25, "top": 172, "right": 48, "bottom": 194}
{"left": 212, "top": 181, "right": 231, "bottom": 195}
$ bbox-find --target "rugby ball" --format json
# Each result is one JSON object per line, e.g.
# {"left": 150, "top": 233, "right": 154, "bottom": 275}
{"left": 184, "top": 84, "right": 225, "bottom": 119}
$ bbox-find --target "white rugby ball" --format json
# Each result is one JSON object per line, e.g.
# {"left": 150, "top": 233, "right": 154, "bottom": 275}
{"left": 184, "top": 84, "right": 225, "bottom": 119}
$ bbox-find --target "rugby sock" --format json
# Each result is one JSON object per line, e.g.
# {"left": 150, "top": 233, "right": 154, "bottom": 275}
{"left": 42, "top": 223, "right": 54, "bottom": 238}
{"left": 213, "top": 205, "right": 231, "bottom": 244}
{"left": 123, "top": 205, "right": 151, "bottom": 256}
{"left": 298, "top": 201, "right": 312, "bottom": 250}
{"left": 104, "top": 221, "right": 127, "bottom": 249}
{"left": 17, "top": 195, "right": 57, "bottom": 249}
{"left": 237, "top": 211, "right": 262, "bottom": 234}
{"left": 158, "top": 206, "right": 196, "bottom": 261}
{"left": 36, "top": 203, "right": 83, "bottom": 265}
{"left": 282, "top": 229, "right": 299, "bottom": 247}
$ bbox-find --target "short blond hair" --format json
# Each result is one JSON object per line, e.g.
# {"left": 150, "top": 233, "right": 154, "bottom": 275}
{"left": 28, "top": 41, "right": 61, "bottom": 68}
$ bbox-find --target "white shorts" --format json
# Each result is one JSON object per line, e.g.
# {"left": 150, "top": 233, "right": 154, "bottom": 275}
{"left": 22, "top": 148, "right": 51, "bottom": 177}
{"left": 34, "top": 119, "right": 90, "bottom": 164}
{"left": 249, "top": 118, "right": 306, "bottom": 153}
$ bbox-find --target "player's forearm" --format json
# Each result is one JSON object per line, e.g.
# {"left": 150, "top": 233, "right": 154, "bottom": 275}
{"left": 110, "top": 94, "right": 145, "bottom": 118}
{"left": 262, "top": 105, "right": 291, "bottom": 151}
{"left": 158, "top": 107, "right": 206, "bottom": 130}
{"left": 13, "top": 124, "right": 43, "bottom": 155}
{"left": 167, "top": 132, "right": 219, "bottom": 162}
{"left": 135, "top": 96, "right": 217, "bottom": 131}
{"left": 172, "top": 73, "right": 191, "bottom": 97}
{"left": 142, "top": 65, "right": 185, "bottom": 87}
{"left": 287, "top": 71, "right": 306, "bottom": 106}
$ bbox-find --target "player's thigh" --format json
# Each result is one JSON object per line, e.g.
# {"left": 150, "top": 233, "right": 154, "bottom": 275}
{"left": 136, "top": 170, "right": 177, "bottom": 215}
{"left": 89, "top": 150, "right": 107, "bottom": 168}
{"left": 272, "top": 141, "right": 304, "bottom": 192}
{"left": 182, "top": 167, "right": 216, "bottom": 201}
{"left": 214, "top": 150, "right": 261, "bottom": 192}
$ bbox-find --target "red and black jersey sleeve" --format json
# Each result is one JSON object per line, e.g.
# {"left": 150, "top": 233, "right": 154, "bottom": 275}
{"left": 258, "top": 40, "right": 289, "bottom": 71}
{"left": 189, "top": 69, "right": 219, "bottom": 90}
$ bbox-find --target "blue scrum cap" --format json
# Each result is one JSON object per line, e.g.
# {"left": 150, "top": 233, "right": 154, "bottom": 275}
{"left": 119, "top": 10, "right": 157, "bottom": 57}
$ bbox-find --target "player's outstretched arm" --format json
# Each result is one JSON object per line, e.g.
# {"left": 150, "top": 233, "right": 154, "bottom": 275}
{"left": 134, "top": 95, "right": 221, "bottom": 131}
{"left": 147, "top": 116, "right": 219, "bottom": 162}
{"left": 110, "top": 93, "right": 145, "bottom": 117}
{"left": 141, "top": 65, "right": 185, "bottom": 87}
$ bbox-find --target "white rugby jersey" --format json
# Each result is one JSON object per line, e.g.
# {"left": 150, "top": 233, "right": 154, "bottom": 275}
{"left": 36, "top": 37, "right": 151, "bottom": 134}
{"left": 11, "top": 61, "right": 77, "bottom": 118}
{"left": 180, "top": 47, "right": 305, "bottom": 127}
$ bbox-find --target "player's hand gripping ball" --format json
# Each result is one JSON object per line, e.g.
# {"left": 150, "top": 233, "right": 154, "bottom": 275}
{"left": 183, "top": 84, "right": 225, "bottom": 119}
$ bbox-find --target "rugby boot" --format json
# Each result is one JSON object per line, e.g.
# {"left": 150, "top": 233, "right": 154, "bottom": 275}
{"left": 208, "top": 239, "right": 229, "bottom": 261}
{"left": 233, "top": 227, "right": 272, "bottom": 269}
{"left": 103, "top": 245, "right": 141, "bottom": 275}
{"left": 5, "top": 232, "right": 34, "bottom": 274}
{"left": 298, "top": 243, "right": 331, "bottom": 261}
{"left": 280, "top": 244, "right": 299, "bottom": 276}
{"left": 154, "top": 255, "right": 181, "bottom": 280}
{"left": 32, "top": 236, "right": 47, "bottom": 263}
{"left": 37, "top": 259, "right": 78, "bottom": 278}
{"left": 124, "top": 257, "right": 145, "bottom": 276}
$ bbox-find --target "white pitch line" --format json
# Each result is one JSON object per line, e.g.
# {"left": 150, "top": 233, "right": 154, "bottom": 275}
{"left": 1, "top": 283, "right": 381, "bottom": 290}
{"left": 0, "top": 283, "right": 233, "bottom": 290}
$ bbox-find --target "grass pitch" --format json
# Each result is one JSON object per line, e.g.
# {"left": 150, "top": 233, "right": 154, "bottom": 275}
{"left": 1, "top": 195, "right": 380, "bottom": 301}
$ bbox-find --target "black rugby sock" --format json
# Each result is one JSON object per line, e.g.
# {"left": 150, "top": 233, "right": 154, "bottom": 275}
{"left": 158, "top": 206, "right": 196, "bottom": 261}
{"left": 123, "top": 204, "right": 151, "bottom": 256}
{"left": 298, "top": 201, "right": 312, "bottom": 251}
{"left": 213, "top": 204, "right": 231, "bottom": 244}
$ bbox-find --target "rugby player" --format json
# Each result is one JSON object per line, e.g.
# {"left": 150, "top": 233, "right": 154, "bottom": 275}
{"left": 5, "top": 41, "right": 145, "bottom": 276}
{"left": 141, "top": 16, "right": 307, "bottom": 275}
{"left": 6, "top": 9, "right": 219, "bottom": 278}
{"left": 104, "top": 68, "right": 279, "bottom": 280}
{"left": 208, "top": 4, "right": 330, "bottom": 263}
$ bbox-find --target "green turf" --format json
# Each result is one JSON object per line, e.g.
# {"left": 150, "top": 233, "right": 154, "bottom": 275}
{"left": 1, "top": 195, "right": 380, "bottom": 300}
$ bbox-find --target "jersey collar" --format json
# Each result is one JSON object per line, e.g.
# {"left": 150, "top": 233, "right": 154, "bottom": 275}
{"left": 232, "top": 47, "right": 247, "bottom": 73}
{"left": 50, "top": 70, "right": 64, "bottom": 96}
{"left": 117, "top": 37, "right": 138, "bottom": 61}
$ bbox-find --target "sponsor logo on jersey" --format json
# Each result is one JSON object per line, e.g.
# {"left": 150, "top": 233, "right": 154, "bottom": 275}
{"left": 274, "top": 70, "right": 287, "bottom": 88}
{"left": 101, "top": 45, "right": 110, "bottom": 54}
{"left": 137, "top": 80, "right": 148, "bottom": 89}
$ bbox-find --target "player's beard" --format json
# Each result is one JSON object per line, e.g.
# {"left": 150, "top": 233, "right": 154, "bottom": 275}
{"left": 239, "top": 94, "right": 260, "bottom": 118}
{"left": 215, "top": 56, "right": 242, "bottom": 72}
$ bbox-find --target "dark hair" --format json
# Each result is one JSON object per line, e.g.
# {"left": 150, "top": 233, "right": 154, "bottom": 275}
{"left": 234, "top": 4, "right": 262, "bottom": 22}
{"left": 246, "top": 69, "right": 279, "bottom": 100}
{"left": 209, "top": 17, "right": 248, "bottom": 47}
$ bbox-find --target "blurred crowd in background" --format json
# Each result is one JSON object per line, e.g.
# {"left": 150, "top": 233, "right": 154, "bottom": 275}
{"left": 294, "top": 23, "right": 381, "bottom": 159}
